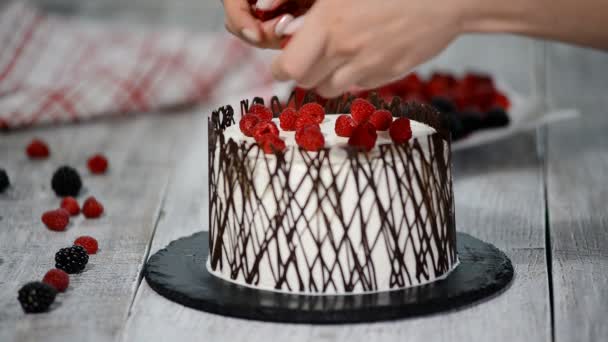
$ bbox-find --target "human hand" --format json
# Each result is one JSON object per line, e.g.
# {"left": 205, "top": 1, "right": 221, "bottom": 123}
{"left": 223, "top": 0, "right": 308, "bottom": 49}
{"left": 271, "top": 0, "right": 468, "bottom": 98}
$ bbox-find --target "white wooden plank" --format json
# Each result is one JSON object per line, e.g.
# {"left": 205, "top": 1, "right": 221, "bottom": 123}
{"left": 546, "top": 100, "right": 608, "bottom": 342}
{"left": 123, "top": 113, "right": 550, "bottom": 342}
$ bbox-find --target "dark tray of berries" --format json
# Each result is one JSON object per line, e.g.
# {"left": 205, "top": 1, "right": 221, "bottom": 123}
{"left": 291, "top": 70, "right": 541, "bottom": 149}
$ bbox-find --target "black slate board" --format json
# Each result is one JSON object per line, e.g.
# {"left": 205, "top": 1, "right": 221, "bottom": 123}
{"left": 144, "top": 232, "right": 513, "bottom": 324}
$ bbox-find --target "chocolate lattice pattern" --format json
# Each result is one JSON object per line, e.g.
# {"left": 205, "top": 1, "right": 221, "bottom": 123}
{"left": 208, "top": 93, "right": 457, "bottom": 294}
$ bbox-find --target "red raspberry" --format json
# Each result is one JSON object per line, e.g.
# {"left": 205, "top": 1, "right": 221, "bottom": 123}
{"left": 253, "top": 121, "right": 280, "bottom": 142}
{"left": 258, "top": 134, "right": 286, "bottom": 154}
{"left": 26, "top": 139, "right": 50, "bottom": 159}
{"left": 247, "top": 104, "right": 273, "bottom": 121}
{"left": 87, "top": 154, "right": 108, "bottom": 174}
{"left": 348, "top": 122, "right": 378, "bottom": 152}
{"left": 239, "top": 113, "right": 261, "bottom": 137}
{"left": 42, "top": 209, "right": 70, "bottom": 231}
{"left": 42, "top": 269, "right": 69, "bottom": 292}
{"left": 295, "top": 114, "right": 319, "bottom": 130}
{"left": 279, "top": 108, "right": 298, "bottom": 131}
{"left": 299, "top": 103, "right": 325, "bottom": 124}
{"left": 60, "top": 197, "right": 80, "bottom": 216}
{"left": 369, "top": 110, "right": 393, "bottom": 131}
{"left": 74, "top": 236, "right": 99, "bottom": 254}
{"left": 295, "top": 125, "right": 325, "bottom": 152}
{"left": 82, "top": 196, "right": 104, "bottom": 218}
{"left": 350, "top": 99, "right": 376, "bottom": 124}
{"left": 389, "top": 118, "right": 413, "bottom": 144}
{"left": 492, "top": 91, "right": 510, "bottom": 110}
{"left": 335, "top": 115, "right": 357, "bottom": 137}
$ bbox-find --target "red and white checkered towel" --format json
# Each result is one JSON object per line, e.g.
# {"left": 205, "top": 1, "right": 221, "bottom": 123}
{"left": 0, "top": 2, "right": 275, "bottom": 130}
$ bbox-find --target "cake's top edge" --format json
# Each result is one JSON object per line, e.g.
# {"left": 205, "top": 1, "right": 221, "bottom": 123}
{"left": 208, "top": 90, "right": 450, "bottom": 141}
{"left": 223, "top": 114, "right": 435, "bottom": 150}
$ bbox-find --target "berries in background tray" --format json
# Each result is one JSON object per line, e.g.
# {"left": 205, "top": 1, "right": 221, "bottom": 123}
{"left": 18, "top": 282, "right": 57, "bottom": 313}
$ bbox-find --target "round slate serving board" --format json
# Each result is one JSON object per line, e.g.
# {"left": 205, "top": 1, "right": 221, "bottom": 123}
{"left": 144, "top": 232, "right": 513, "bottom": 324}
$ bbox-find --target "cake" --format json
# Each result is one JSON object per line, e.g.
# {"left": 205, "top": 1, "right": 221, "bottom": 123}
{"left": 208, "top": 93, "right": 458, "bottom": 295}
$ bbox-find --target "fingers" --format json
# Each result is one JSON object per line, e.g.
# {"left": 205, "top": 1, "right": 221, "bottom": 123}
{"left": 255, "top": 0, "right": 289, "bottom": 11}
{"left": 271, "top": 13, "right": 327, "bottom": 82}
{"left": 259, "top": 13, "right": 293, "bottom": 45}
{"left": 224, "top": 0, "right": 262, "bottom": 44}
{"left": 315, "top": 64, "right": 362, "bottom": 98}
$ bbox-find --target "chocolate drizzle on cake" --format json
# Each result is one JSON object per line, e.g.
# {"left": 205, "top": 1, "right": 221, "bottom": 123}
{"left": 208, "top": 91, "right": 457, "bottom": 294}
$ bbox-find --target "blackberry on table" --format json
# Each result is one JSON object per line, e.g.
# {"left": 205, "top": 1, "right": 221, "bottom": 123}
{"left": 18, "top": 281, "right": 57, "bottom": 313}
{"left": 0, "top": 169, "right": 9, "bottom": 193}
{"left": 55, "top": 245, "right": 89, "bottom": 274}
{"left": 51, "top": 166, "right": 82, "bottom": 197}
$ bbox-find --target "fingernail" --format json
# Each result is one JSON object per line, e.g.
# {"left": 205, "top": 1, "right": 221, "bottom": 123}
{"left": 241, "top": 28, "right": 260, "bottom": 43}
{"left": 256, "top": 0, "right": 275, "bottom": 10}
{"left": 275, "top": 14, "right": 294, "bottom": 36}
{"left": 283, "top": 16, "right": 305, "bottom": 35}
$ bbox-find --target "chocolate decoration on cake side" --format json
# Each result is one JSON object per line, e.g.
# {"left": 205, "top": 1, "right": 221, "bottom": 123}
{"left": 208, "top": 91, "right": 458, "bottom": 295}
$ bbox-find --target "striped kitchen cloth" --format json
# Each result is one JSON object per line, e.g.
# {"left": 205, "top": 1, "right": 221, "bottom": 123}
{"left": 0, "top": 2, "right": 275, "bottom": 130}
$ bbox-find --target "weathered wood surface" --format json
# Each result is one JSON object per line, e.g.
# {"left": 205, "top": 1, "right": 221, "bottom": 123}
{"left": 0, "top": 112, "right": 199, "bottom": 342}
{"left": 546, "top": 99, "right": 608, "bottom": 342}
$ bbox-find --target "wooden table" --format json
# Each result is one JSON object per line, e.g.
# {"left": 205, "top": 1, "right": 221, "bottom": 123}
{"left": 1, "top": 2, "right": 607, "bottom": 341}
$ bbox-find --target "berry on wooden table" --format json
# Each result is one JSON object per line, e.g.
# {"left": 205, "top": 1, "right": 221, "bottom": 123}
{"left": 51, "top": 166, "right": 82, "bottom": 197}
{"left": 18, "top": 282, "right": 57, "bottom": 313}
{"left": 389, "top": 118, "right": 413, "bottom": 144}
{"left": 369, "top": 110, "right": 393, "bottom": 131}
{"left": 0, "top": 169, "right": 9, "bottom": 193}
{"left": 74, "top": 236, "right": 99, "bottom": 254}
{"left": 350, "top": 99, "right": 376, "bottom": 124}
{"left": 60, "top": 197, "right": 80, "bottom": 216}
{"left": 55, "top": 245, "right": 89, "bottom": 274}
{"left": 348, "top": 122, "right": 378, "bottom": 151}
{"left": 279, "top": 108, "right": 298, "bottom": 131}
{"left": 335, "top": 115, "right": 357, "bottom": 137}
{"left": 82, "top": 196, "right": 104, "bottom": 218}
{"left": 42, "top": 269, "right": 69, "bottom": 292}
{"left": 26, "top": 139, "right": 50, "bottom": 159}
{"left": 41, "top": 209, "right": 70, "bottom": 231}
{"left": 87, "top": 154, "right": 108, "bottom": 174}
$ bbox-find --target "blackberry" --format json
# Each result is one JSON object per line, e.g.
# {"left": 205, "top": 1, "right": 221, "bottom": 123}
{"left": 483, "top": 108, "right": 510, "bottom": 128}
{"left": 55, "top": 245, "right": 89, "bottom": 274}
{"left": 18, "top": 281, "right": 57, "bottom": 313}
{"left": 0, "top": 169, "right": 9, "bottom": 193}
{"left": 430, "top": 96, "right": 456, "bottom": 114}
{"left": 442, "top": 112, "right": 467, "bottom": 140}
{"left": 51, "top": 166, "right": 82, "bottom": 197}
{"left": 459, "top": 111, "right": 483, "bottom": 133}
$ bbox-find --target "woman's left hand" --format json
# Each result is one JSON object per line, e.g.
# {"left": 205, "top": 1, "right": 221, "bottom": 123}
{"left": 271, "top": 0, "right": 469, "bottom": 98}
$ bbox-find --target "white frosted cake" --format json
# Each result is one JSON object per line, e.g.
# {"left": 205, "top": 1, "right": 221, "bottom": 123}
{"left": 208, "top": 98, "right": 458, "bottom": 295}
